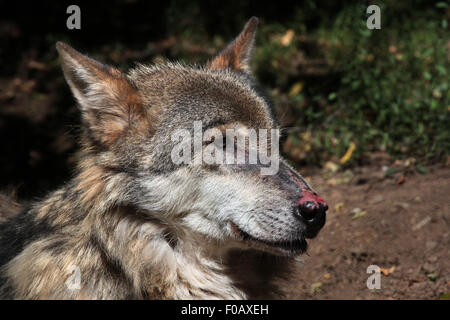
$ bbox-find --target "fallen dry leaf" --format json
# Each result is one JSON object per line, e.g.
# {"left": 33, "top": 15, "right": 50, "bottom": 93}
{"left": 289, "top": 82, "right": 303, "bottom": 97}
{"left": 334, "top": 202, "right": 345, "bottom": 212}
{"left": 324, "top": 161, "right": 340, "bottom": 173}
{"left": 440, "top": 292, "right": 450, "bottom": 300}
{"left": 326, "top": 171, "right": 353, "bottom": 186}
{"left": 395, "top": 202, "right": 410, "bottom": 210}
{"left": 280, "top": 29, "right": 295, "bottom": 46}
{"left": 380, "top": 266, "right": 396, "bottom": 276}
{"left": 352, "top": 209, "right": 367, "bottom": 220}
{"left": 412, "top": 216, "right": 431, "bottom": 231}
{"left": 396, "top": 176, "right": 406, "bottom": 185}
{"left": 340, "top": 142, "right": 356, "bottom": 164}
{"left": 310, "top": 282, "right": 323, "bottom": 295}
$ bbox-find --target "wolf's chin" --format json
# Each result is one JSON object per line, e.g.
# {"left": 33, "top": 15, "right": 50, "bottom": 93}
{"left": 228, "top": 221, "right": 308, "bottom": 256}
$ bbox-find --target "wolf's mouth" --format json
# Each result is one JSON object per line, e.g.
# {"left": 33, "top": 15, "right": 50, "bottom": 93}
{"left": 229, "top": 221, "right": 308, "bottom": 255}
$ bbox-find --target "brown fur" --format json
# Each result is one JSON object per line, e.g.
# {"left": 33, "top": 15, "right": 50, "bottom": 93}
{"left": 0, "top": 17, "right": 326, "bottom": 299}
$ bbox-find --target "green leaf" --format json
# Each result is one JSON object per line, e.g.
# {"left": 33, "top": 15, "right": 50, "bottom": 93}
{"left": 423, "top": 48, "right": 434, "bottom": 58}
{"left": 416, "top": 164, "right": 428, "bottom": 174}
{"left": 384, "top": 167, "right": 397, "bottom": 177}
{"left": 427, "top": 272, "right": 437, "bottom": 281}
{"left": 436, "top": 64, "right": 446, "bottom": 75}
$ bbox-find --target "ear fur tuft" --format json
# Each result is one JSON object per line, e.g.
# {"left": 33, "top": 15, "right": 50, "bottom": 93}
{"left": 208, "top": 17, "right": 259, "bottom": 73}
{"left": 56, "top": 42, "right": 145, "bottom": 145}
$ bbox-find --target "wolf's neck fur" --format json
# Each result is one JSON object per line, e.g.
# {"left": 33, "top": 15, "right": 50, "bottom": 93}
{"left": 1, "top": 160, "right": 288, "bottom": 299}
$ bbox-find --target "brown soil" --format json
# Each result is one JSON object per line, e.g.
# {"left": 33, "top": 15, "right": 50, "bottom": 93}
{"left": 285, "top": 164, "right": 450, "bottom": 300}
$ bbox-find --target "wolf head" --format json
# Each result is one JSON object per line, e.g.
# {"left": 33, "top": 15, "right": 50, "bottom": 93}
{"left": 56, "top": 17, "right": 327, "bottom": 256}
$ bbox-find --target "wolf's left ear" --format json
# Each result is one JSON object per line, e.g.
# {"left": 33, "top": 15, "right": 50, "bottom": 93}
{"left": 208, "top": 17, "right": 258, "bottom": 73}
{"left": 56, "top": 42, "right": 145, "bottom": 146}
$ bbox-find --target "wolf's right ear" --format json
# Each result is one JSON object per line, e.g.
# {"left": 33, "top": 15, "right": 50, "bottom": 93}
{"left": 56, "top": 42, "right": 145, "bottom": 146}
{"left": 208, "top": 17, "right": 258, "bottom": 73}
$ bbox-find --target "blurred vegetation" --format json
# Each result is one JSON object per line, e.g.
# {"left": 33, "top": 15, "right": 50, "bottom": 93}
{"left": 142, "top": 0, "right": 450, "bottom": 166}
{"left": 269, "top": 1, "right": 450, "bottom": 166}
{"left": 0, "top": 0, "right": 449, "bottom": 198}
{"left": 183, "top": 0, "right": 448, "bottom": 167}
{"left": 259, "top": 1, "right": 449, "bottom": 166}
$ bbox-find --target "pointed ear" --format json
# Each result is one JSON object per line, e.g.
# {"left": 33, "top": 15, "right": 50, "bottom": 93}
{"left": 56, "top": 42, "right": 144, "bottom": 145}
{"left": 208, "top": 17, "right": 258, "bottom": 73}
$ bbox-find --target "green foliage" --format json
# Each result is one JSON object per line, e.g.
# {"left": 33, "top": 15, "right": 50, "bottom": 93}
{"left": 321, "top": 2, "right": 448, "bottom": 163}
{"left": 250, "top": 1, "right": 449, "bottom": 165}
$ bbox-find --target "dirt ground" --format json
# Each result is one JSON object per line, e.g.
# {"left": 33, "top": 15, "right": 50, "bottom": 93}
{"left": 285, "top": 162, "right": 449, "bottom": 300}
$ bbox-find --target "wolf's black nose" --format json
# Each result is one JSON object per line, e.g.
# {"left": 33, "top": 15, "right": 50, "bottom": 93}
{"left": 294, "top": 190, "right": 328, "bottom": 238}
{"left": 296, "top": 201, "right": 328, "bottom": 221}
